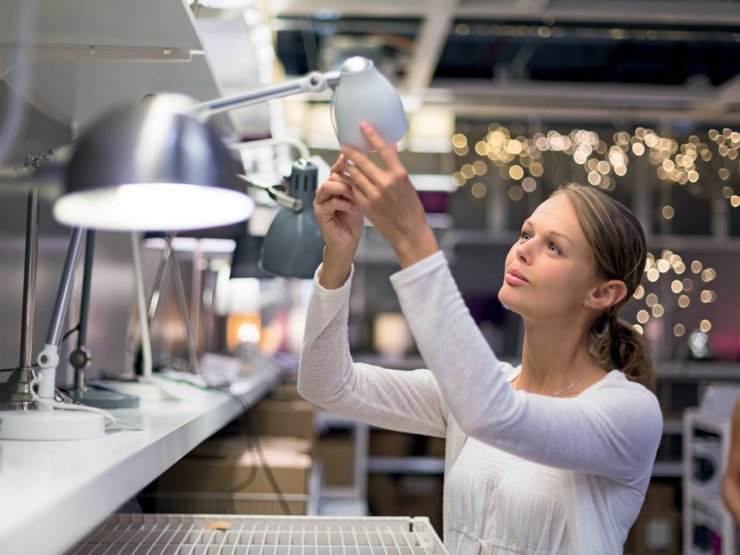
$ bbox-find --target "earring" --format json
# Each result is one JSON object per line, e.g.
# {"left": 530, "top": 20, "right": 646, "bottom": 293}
{"left": 583, "top": 299, "right": 589, "bottom": 307}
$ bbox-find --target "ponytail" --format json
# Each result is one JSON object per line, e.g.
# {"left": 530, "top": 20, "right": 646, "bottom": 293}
{"left": 589, "top": 309, "right": 655, "bottom": 392}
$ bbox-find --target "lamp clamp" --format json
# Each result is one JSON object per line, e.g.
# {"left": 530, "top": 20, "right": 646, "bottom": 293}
{"left": 237, "top": 174, "right": 303, "bottom": 212}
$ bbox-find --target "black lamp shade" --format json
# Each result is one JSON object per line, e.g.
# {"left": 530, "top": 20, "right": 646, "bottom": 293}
{"left": 230, "top": 230, "right": 270, "bottom": 278}
{"left": 54, "top": 94, "right": 254, "bottom": 231}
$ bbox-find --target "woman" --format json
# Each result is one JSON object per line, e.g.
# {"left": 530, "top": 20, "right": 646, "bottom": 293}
{"left": 298, "top": 122, "right": 663, "bottom": 554}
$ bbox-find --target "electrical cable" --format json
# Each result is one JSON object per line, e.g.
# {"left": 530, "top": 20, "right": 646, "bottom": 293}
{"left": 227, "top": 391, "right": 292, "bottom": 515}
{"left": 28, "top": 374, "right": 116, "bottom": 427}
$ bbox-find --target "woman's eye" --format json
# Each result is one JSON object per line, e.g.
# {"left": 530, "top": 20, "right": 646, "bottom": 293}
{"left": 548, "top": 243, "right": 561, "bottom": 254}
{"left": 520, "top": 231, "right": 531, "bottom": 240}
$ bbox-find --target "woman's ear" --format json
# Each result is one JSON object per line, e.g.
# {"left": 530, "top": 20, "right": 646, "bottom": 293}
{"left": 586, "top": 279, "right": 628, "bottom": 310}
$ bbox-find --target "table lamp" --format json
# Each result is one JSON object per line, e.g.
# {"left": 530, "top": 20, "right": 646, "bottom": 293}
{"left": 42, "top": 56, "right": 405, "bottom": 402}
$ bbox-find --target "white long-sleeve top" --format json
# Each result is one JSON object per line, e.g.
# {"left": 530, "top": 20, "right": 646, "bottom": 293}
{"left": 298, "top": 251, "right": 663, "bottom": 554}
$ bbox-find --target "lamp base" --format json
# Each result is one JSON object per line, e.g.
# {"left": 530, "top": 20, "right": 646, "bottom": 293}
{"left": 61, "top": 383, "right": 140, "bottom": 409}
{"left": 0, "top": 408, "right": 105, "bottom": 440}
{"left": 97, "top": 378, "right": 176, "bottom": 401}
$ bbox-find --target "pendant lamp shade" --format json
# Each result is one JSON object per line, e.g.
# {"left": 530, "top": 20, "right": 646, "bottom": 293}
{"left": 260, "top": 160, "right": 324, "bottom": 279}
{"left": 54, "top": 94, "right": 254, "bottom": 231}
{"left": 331, "top": 56, "right": 408, "bottom": 152}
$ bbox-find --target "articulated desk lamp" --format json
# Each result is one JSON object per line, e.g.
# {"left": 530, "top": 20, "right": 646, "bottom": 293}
{"left": 0, "top": 55, "right": 406, "bottom": 438}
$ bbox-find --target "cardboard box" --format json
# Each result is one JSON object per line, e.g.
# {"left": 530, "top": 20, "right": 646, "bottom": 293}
{"left": 251, "top": 398, "right": 316, "bottom": 441}
{"left": 369, "top": 430, "right": 412, "bottom": 456}
{"left": 314, "top": 433, "right": 355, "bottom": 486}
{"left": 625, "top": 481, "right": 682, "bottom": 554}
{"left": 367, "top": 474, "right": 443, "bottom": 535}
{"left": 627, "top": 508, "right": 681, "bottom": 555}
{"left": 426, "top": 437, "right": 446, "bottom": 457}
{"left": 155, "top": 435, "right": 312, "bottom": 514}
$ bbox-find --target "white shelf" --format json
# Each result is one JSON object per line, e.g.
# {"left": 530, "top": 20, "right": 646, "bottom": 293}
{"left": 0, "top": 364, "right": 279, "bottom": 555}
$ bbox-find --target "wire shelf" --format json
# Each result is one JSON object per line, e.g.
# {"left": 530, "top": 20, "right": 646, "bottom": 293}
{"left": 66, "top": 514, "right": 448, "bottom": 554}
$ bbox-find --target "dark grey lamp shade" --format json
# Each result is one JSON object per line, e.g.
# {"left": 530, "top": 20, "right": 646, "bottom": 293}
{"left": 260, "top": 160, "right": 324, "bottom": 279}
{"left": 230, "top": 231, "right": 270, "bottom": 279}
{"left": 53, "top": 94, "right": 254, "bottom": 231}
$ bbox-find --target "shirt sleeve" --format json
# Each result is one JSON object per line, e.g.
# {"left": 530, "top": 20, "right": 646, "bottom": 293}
{"left": 390, "top": 251, "right": 663, "bottom": 484}
{"left": 297, "top": 264, "right": 449, "bottom": 438}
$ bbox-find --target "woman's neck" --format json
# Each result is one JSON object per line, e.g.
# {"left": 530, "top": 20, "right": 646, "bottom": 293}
{"left": 517, "top": 320, "right": 598, "bottom": 396}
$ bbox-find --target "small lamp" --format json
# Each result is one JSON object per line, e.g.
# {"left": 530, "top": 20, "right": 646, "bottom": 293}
{"left": 260, "top": 160, "right": 324, "bottom": 279}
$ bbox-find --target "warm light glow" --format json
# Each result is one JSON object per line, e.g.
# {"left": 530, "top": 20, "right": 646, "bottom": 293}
{"left": 636, "top": 310, "right": 649, "bottom": 324}
{"left": 700, "top": 290, "right": 716, "bottom": 303}
{"left": 700, "top": 319, "right": 712, "bottom": 333}
{"left": 651, "top": 304, "right": 664, "bottom": 318}
{"left": 673, "top": 323, "right": 686, "bottom": 337}
{"left": 633, "top": 285, "right": 645, "bottom": 300}
{"left": 691, "top": 260, "right": 703, "bottom": 273}
{"left": 646, "top": 268, "right": 660, "bottom": 282}
{"left": 657, "top": 259, "right": 670, "bottom": 273}
{"left": 645, "top": 293, "right": 658, "bottom": 307}
{"left": 226, "top": 313, "right": 262, "bottom": 352}
{"left": 678, "top": 294, "right": 690, "bottom": 308}
{"left": 529, "top": 162, "right": 544, "bottom": 177}
{"left": 471, "top": 182, "right": 487, "bottom": 198}
{"left": 522, "top": 177, "right": 537, "bottom": 192}
{"left": 452, "top": 133, "right": 468, "bottom": 148}
{"left": 509, "top": 165, "right": 524, "bottom": 180}
{"left": 701, "top": 268, "right": 716, "bottom": 282}
{"left": 54, "top": 184, "right": 254, "bottom": 231}
{"left": 670, "top": 280, "right": 683, "bottom": 294}
{"left": 633, "top": 324, "right": 644, "bottom": 335}
{"left": 662, "top": 205, "right": 675, "bottom": 220}
{"left": 508, "top": 186, "right": 524, "bottom": 201}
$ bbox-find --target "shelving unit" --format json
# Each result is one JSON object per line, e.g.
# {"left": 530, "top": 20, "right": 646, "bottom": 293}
{"left": 683, "top": 408, "right": 737, "bottom": 554}
{"left": 0, "top": 363, "right": 280, "bottom": 555}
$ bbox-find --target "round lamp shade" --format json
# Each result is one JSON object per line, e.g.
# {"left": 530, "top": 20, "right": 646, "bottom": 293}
{"left": 54, "top": 94, "right": 254, "bottom": 231}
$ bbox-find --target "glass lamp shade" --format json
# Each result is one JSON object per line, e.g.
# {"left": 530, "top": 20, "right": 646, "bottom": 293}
{"left": 260, "top": 160, "right": 324, "bottom": 279}
{"left": 54, "top": 94, "right": 254, "bottom": 231}
{"left": 331, "top": 56, "right": 408, "bottom": 152}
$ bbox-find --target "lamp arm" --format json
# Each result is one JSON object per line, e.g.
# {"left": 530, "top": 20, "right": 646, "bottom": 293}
{"left": 188, "top": 70, "right": 341, "bottom": 120}
{"left": 36, "top": 227, "right": 85, "bottom": 404}
{"left": 229, "top": 137, "right": 311, "bottom": 160}
{"left": 236, "top": 174, "right": 303, "bottom": 212}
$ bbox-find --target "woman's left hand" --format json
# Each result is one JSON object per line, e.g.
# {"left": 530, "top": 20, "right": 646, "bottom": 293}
{"left": 341, "top": 122, "right": 439, "bottom": 268}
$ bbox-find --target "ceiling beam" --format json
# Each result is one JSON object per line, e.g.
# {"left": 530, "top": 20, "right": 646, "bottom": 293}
{"left": 401, "top": 0, "right": 458, "bottom": 95}
{"left": 267, "top": 0, "right": 740, "bottom": 26}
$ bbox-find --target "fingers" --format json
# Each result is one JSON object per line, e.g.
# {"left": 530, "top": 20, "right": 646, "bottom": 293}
{"left": 358, "top": 122, "right": 402, "bottom": 171}
{"left": 315, "top": 178, "right": 354, "bottom": 205}
{"left": 331, "top": 154, "right": 347, "bottom": 175}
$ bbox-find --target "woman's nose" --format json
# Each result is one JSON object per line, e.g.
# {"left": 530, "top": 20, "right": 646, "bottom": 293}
{"left": 514, "top": 241, "right": 531, "bottom": 263}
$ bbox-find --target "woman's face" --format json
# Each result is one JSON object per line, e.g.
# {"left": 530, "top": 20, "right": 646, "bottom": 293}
{"left": 498, "top": 193, "right": 600, "bottom": 321}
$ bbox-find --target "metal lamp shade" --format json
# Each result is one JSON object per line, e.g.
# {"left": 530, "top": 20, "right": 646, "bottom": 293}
{"left": 54, "top": 94, "right": 254, "bottom": 231}
{"left": 230, "top": 230, "right": 270, "bottom": 279}
{"left": 260, "top": 160, "right": 324, "bottom": 279}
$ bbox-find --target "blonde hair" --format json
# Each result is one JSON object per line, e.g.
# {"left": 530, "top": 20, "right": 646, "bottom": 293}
{"left": 553, "top": 184, "right": 655, "bottom": 392}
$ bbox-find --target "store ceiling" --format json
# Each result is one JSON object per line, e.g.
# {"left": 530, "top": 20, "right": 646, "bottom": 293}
{"left": 267, "top": 0, "right": 740, "bottom": 125}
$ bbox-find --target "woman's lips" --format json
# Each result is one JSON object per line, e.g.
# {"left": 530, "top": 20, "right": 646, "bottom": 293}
{"left": 505, "top": 269, "right": 529, "bottom": 285}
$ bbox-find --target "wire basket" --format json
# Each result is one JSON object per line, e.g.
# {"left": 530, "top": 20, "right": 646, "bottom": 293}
{"left": 66, "top": 514, "right": 448, "bottom": 554}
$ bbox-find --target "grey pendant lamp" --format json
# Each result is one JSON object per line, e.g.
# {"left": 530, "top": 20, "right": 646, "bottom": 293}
{"left": 260, "top": 160, "right": 324, "bottom": 279}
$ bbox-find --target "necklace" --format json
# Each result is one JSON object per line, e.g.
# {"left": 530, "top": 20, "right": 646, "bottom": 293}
{"left": 514, "top": 360, "right": 597, "bottom": 397}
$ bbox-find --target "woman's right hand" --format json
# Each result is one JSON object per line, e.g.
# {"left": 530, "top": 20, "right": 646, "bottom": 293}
{"left": 314, "top": 155, "right": 364, "bottom": 288}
